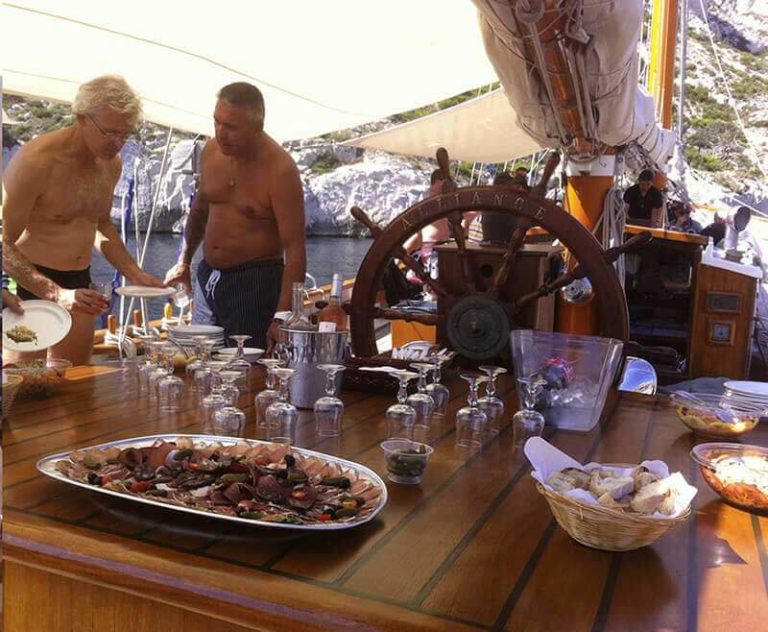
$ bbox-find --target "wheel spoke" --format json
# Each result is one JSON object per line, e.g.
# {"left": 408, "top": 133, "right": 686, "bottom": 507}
{"left": 396, "top": 252, "right": 448, "bottom": 298}
{"left": 351, "top": 205, "right": 448, "bottom": 298}
{"left": 447, "top": 211, "right": 476, "bottom": 294}
{"left": 373, "top": 307, "right": 439, "bottom": 326}
{"left": 532, "top": 151, "right": 561, "bottom": 197}
{"left": 489, "top": 219, "right": 532, "bottom": 297}
{"left": 514, "top": 264, "right": 588, "bottom": 311}
{"left": 514, "top": 232, "right": 652, "bottom": 310}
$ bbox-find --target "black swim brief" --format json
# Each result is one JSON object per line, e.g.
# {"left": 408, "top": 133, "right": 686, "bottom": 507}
{"left": 197, "top": 258, "right": 284, "bottom": 348}
{"left": 16, "top": 264, "right": 92, "bottom": 300}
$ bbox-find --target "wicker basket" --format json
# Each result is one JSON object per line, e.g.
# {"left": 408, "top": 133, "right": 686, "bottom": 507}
{"left": 536, "top": 483, "right": 691, "bottom": 552}
{"left": 2, "top": 373, "right": 24, "bottom": 420}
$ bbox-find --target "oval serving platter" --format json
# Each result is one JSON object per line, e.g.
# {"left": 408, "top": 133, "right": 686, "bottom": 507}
{"left": 37, "top": 434, "right": 388, "bottom": 531}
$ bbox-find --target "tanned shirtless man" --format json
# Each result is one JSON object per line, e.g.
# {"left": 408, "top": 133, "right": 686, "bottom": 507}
{"left": 164, "top": 82, "right": 306, "bottom": 351}
{"left": 3, "top": 75, "right": 164, "bottom": 365}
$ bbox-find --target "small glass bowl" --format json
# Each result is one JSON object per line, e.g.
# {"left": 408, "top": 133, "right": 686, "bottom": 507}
{"left": 669, "top": 392, "right": 765, "bottom": 439}
{"left": 690, "top": 442, "right": 768, "bottom": 515}
{"left": 380, "top": 439, "right": 433, "bottom": 485}
{"left": 4, "top": 358, "right": 72, "bottom": 398}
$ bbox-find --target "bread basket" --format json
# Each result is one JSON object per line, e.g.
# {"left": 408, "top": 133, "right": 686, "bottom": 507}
{"left": 535, "top": 482, "right": 691, "bottom": 551}
{"left": 2, "top": 373, "right": 24, "bottom": 420}
{"left": 527, "top": 438, "right": 694, "bottom": 551}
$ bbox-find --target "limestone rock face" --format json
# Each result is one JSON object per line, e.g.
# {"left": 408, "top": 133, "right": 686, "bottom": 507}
{"left": 110, "top": 142, "right": 434, "bottom": 236}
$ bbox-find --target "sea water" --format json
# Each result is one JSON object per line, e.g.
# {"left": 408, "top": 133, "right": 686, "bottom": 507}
{"left": 91, "top": 233, "right": 373, "bottom": 322}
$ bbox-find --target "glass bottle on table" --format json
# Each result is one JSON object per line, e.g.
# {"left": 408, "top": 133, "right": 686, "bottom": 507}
{"left": 316, "top": 273, "right": 348, "bottom": 332}
{"left": 284, "top": 282, "right": 314, "bottom": 331}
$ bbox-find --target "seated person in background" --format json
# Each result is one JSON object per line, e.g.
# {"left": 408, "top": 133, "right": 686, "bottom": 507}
{"left": 403, "top": 169, "right": 476, "bottom": 275}
{"left": 667, "top": 201, "right": 703, "bottom": 234}
{"left": 700, "top": 213, "right": 726, "bottom": 246}
{"left": 513, "top": 165, "right": 532, "bottom": 191}
{"left": 482, "top": 171, "right": 521, "bottom": 244}
{"left": 623, "top": 169, "right": 664, "bottom": 228}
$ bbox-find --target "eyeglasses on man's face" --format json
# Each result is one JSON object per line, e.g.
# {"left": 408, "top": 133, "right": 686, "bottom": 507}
{"left": 86, "top": 113, "right": 137, "bottom": 143}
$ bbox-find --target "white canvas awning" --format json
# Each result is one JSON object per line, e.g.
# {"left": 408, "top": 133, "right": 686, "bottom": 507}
{"left": 345, "top": 88, "right": 541, "bottom": 162}
{"left": 3, "top": 0, "right": 498, "bottom": 141}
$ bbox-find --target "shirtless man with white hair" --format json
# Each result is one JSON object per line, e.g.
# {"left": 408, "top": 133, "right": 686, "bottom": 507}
{"left": 3, "top": 75, "right": 164, "bottom": 364}
{"left": 165, "top": 82, "right": 306, "bottom": 351}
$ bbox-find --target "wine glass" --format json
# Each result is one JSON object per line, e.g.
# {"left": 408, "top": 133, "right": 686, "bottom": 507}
{"left": 218, "top": 369, "right": 242, "bottom": 406}
{"left": 212, "top": 406, "right": 246, "bottom": 437}
{"left": 266, "top": 367, "right": 298, "bottom": 445}
{"left": 425, "top": 353, "right": 450, "bottom": 419}
{"left": 477, "top": 365, "right": 507, "bottom": 435}
{"left": 455, "top": 373, "right": 488, "bottom": 449}
{"left": 255, "top": 358, "right": 284, "bottom": 428}
{"left": 89, "top": 281, "right": 112, "bottom": 301}
{"left": 314, "top": 364, "right": 345, "bottom": 437}
{"left": 385, "top": 370, "right": 418, "bottom": 440}
{"left": 201, "top": 361, "right": 228, "bottom": 423}
{"left": 158, "top": 373, "right": 185, "bottom": 412}
{"left": 513, "top": 377, "right": 545, "bottom": 449}
{"left": 226, "top": 334, "right": 252, "bottom": 380}
{"left": 408, "top": 363, "right": 435, "bottom": 430}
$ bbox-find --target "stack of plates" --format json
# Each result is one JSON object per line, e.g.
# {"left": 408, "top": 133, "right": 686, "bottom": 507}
{"left": 724, "top": 381, "right": 768, "bottom": 414}
{"left": 167, "top": 324, "right": 226, "bottom": 349}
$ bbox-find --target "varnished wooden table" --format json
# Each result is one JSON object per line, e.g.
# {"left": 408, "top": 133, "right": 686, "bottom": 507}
{"left": 3, "top": 366, "right": 767, "bottom": 631}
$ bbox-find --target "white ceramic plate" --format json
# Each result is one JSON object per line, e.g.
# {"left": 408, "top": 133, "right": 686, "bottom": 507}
{"left": 725, "top": 381, "right": 768, "bottom": 397}
{"left": 215, "top": 347, "right": 265, "bottom": 362}
{"left": 37, "top": 434, "right": 388, "bottom": 531}
{"left": 2, "top": 300, "right": 72, "bottom": 352}
{"left": 167, "top": 324, "right": 224, "bottom": 336}
{"left": 115, "top": 285, "right": 176, "bottom": 298}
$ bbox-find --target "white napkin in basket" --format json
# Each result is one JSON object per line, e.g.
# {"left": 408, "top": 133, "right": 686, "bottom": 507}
{"left": 524, "top": 437, "right": 697, "bottom": 519}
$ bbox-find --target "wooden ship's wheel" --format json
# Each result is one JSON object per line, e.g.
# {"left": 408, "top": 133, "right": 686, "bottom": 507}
{"left": 347, "top": 150, "right": 650, "bottom": 361}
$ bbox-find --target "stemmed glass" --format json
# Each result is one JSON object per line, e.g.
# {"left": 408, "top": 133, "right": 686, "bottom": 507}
{"left": 201, "top": 361, "right": 228, "bottom": 423}
{"left": 477, "top": 365, "right": 507, "bottom": 435}
{"left": 425, "top": 353, "right": 450, "bottom": 419}
{"left": 266, "top": 367, "right": 298, "bottom": 445}
{"left": 187, "top": 337, "right": 215, "bottom": 391}
{"left": 314, "top": 364, "right": 345, "bottom": 437}
{"left": 513, "top": 377, "right": 545, "bottom": 449}
{"left": 158, "top": 371, "right": 185, "bottom": 412}
{"left": 136, "top": 335, "right": 160, "bottom": 395}
{"left": 408, "top": 363, "right": 435, "bottom": 430}
{"left": 385, "top": 370, "right": 418, "bottom": 440}
{"left": 226, "top": 335, "right": 252, "bottom": 380}
{"left": 212, "top": 406, "right": 246, "bottom": 437}
{"left": 255, "top": 358, "right": 284, "bottom": 428}
{"left": 218, "top": 369, "right": 242, "bottom": 406}
{"left": 455, "top": 373, "right": 488, "bottom": 449}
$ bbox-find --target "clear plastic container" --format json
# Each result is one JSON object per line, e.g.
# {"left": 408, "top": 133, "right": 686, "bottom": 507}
{"left": 509, "top": 330, "right": 623, "bottom": 432}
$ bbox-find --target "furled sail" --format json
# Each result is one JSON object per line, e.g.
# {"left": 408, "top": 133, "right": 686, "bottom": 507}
{"left": 472, "top": 0, "right": 675, "bottom": 164}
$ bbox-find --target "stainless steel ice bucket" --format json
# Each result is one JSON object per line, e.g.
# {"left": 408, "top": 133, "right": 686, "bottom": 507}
{"left": 280, "top": 328, "right": 348, "bottom": 409}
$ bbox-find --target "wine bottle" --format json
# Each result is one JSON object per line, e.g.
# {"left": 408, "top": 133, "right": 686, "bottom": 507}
{"left": 316, "top": 274, "right": 348, "bottom": 332}
{"left": 284, "top": 282, "right": 315, "bottom": 330}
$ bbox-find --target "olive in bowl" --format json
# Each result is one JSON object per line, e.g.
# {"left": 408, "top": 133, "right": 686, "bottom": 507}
{"left": 380, "top": 439, "right": 434, "bottom": 485}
